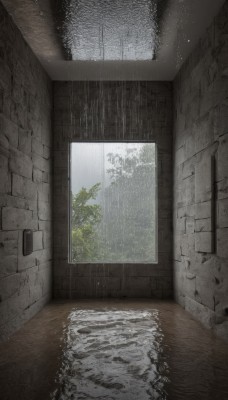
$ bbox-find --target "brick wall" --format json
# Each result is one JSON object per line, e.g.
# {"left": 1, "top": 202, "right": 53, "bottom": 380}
{"left": 53, "top": 81, "right": 173, "bottom": 299}
{"left": 173, "top": 1, "right": 228, "bottom": 340}
{"left": 0, "top": 2, "right": 53, "bottom": 341}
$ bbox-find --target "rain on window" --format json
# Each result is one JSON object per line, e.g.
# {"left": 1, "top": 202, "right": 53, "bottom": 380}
{"left": 70, "top": 142, "right": 157, "bottom": 263}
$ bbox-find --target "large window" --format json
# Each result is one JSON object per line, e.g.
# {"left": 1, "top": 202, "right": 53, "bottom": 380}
{"left": 70, "top": 142, "right": 157, "bottom": 263}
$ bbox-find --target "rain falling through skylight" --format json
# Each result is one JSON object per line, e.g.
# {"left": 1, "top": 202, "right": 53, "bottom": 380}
{"left": 61, "top": 0, "right": 158, "bottom": 60}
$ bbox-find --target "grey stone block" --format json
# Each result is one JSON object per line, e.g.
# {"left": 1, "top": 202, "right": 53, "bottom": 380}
{"left": 218, "top": 134, "right": 228, "bottom": 181}
{"left": 174, "top": 217, "right": 186, "bottom": 234}
{"left": 38, "top": 220, "right": 52, "bottom": 232}
{"left": 42, "top": 171, "right": 49, "bottom": 183}
{"left": 12, "top": 174, "right": 37, "bottom": 200}
{"left": 0, "top": 60, "right": 11, "bottom": 91}
{"left": 43, "top": 145, "right": 50, "bottom": 160}
{"left": 194, "top": 113, "right": 214, "bottom": 152}
{"left": 0, "top": 274, "right": 20, "bottom": 301}
{"left": 9, "top": 148, "right": 33, "bottom": 179}
{"left": 0, "top": 113, "right": 18, "bottom": 147}
{"left": 0, "top": 292, "right": 29, "bottom": 328}
{"left": 38, "top": 199, "right": 51, "bottom": 221}
{"left": 0, "top": 231, "right": 18, "bottom": 278}
{"left": 18, "top": 129, "right": 32, "bottom": 155}
{"left": 181, "top": 234, "right": 195, "bottom": 257}
{"left": 217, "top": 228, "right": 228, "bottom": 258}
{"left": 195, "top": 218, "right": 212, "bottom": 232}
{"left": 217, "top": 178, "right": 228, "bottom": 200}
{"left": 185, "top": 296, "right": 216, "bottom": 329}
{"left": 195, "top": 232, "right": 213, "bottom": 253}
{"left": 0, "top": 255, "right": 18, "bottom": 279}
{"left": 184, "top": 273, "right": 196, "bottom": 299}
{"left": 177, "top": 204, "right": 196, "bottom": 219}
{"left": 195, "top": 276, "right": 215, "bottom": 310}
{"left": 195, "top": 154, "right": 213, "bottom": 203}
{"left": 173, "top": 260, "right": 185, "bottom": 294}
{"left": 32, "top": 153, "right": 50, "bottom": 173}
{"left": 18, "top": 252, "right": 36, "bottom": 272}
{"left": 214, "top": 104, "right": 228, "bottom": 139}
{"left": 33, "top": 168, "right": 43, "bottom": 183}
{"left": 173, "top": 235, "right": 182, "bottom": 261}
{"left": 41, "top": 121, "right": 52, "bottom": 147}
{"left": 33, "top": 248, "right": 52, "bottom": 265}
{"left": 195, "top": 201, "right": 212, "bottom": 220}
{"left": 185, "top": 132, "right": 196, "bottom": 160}
{"left": 0, "top": 154, "right": 11, "bottom": 194}
{"left": 0, "top": 131, "right": 10, "bottom": 151}
{"left": 32, "top": 137, "right": 43, "bottom": 157}
{"left": 43, "top": 230, "right": 51, "bottom": 249}
{"left": 184, "top": 175, "right": 195, "bottom": 206}
{"left": 2, "top": 193, "right": 37, "bottom": 212}
{"left": 182, "top": 158, "right": 195, "bottom": 180}
{"left": 2, "top": 207, "right": 37, "bottom": 230}
{"left": 38, "top": 182, "right": 50, "bottom": 203}
{"left": 218, "top": 198, "right": 228, "bottom": 228}
{"left": 186, "top": 218, "right": 195, "bottom": 234}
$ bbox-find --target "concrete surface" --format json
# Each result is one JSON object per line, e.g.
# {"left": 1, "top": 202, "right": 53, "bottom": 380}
{"left": 173, "top": 0, "right": 228, "bottom": 341}
{"left": 0, "top": 1, "right": 53, "bottom": 342}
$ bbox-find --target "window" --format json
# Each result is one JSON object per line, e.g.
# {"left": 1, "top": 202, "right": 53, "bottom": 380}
{"left": 70, "top": 142, "right": 157, "bottom": 263}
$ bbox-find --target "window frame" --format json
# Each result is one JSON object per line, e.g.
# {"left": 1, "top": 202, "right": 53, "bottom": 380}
{"left": 68, "top": 140, "right": 158, "bottom": 264}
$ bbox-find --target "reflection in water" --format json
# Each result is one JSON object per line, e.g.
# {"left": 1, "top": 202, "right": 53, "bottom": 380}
{"left": 51, "top": 309, "right": 169, "bottom": 399}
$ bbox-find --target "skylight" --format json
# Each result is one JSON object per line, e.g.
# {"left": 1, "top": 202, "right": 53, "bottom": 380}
{"left": 61, "top": 0, "right": 158, "bottom": 61}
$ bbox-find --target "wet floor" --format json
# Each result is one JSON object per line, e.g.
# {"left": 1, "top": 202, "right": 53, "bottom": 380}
{"left": 0, "top": 300, "right": 228, "bottom": 400}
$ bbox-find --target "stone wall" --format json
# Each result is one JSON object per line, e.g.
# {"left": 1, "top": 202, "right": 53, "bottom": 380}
{"left": 173, "top": 1, "right": 228, "bottom": 340}
{"left": 0, "top": 2, "right": 52, "bottom": 341}
{"left": 53, "top": 81, "right": 173, "bottom": 298}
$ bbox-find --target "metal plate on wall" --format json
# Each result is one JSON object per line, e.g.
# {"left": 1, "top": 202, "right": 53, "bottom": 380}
{"left": 23, "top": 230, "right": 33, "bottom": 256}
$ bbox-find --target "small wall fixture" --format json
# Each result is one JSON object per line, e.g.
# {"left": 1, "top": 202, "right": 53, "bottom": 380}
{"left": 23, "top": 229, "right": 33, "bottom": 256}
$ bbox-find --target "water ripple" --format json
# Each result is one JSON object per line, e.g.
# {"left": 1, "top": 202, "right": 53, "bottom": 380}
{"left": 51, "top": 309, "right": 169, "bottom": 400}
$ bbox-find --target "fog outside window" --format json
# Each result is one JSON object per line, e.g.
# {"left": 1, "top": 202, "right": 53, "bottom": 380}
{"left": 70, "top": 142, "right": 157, "bottom": 263}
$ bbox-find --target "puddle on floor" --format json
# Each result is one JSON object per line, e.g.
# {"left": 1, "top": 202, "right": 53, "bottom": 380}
{"left": 1, "top": 301, "right": 228, "bottom": 400}
{"left": 51, "top": 309, "right": 169, "bottom": 400}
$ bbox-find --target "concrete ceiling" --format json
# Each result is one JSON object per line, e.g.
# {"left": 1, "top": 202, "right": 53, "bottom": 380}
{"left": 1, "top": 0, "right": 226, "bottom": 80}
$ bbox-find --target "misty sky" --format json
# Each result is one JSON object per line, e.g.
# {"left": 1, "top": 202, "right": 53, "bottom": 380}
{"left": 71, "top": 142, "right": 146, "bottom": 195}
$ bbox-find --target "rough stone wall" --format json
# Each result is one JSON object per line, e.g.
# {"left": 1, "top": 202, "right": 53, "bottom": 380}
{"left": 53, "top": 81, "right": 173, "bottom": 299}
{"left": 0, "top": 2, "right": 52, "bottom": 341}
{"left": 173, "top": 2, "right": 228, "bottom": 340}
